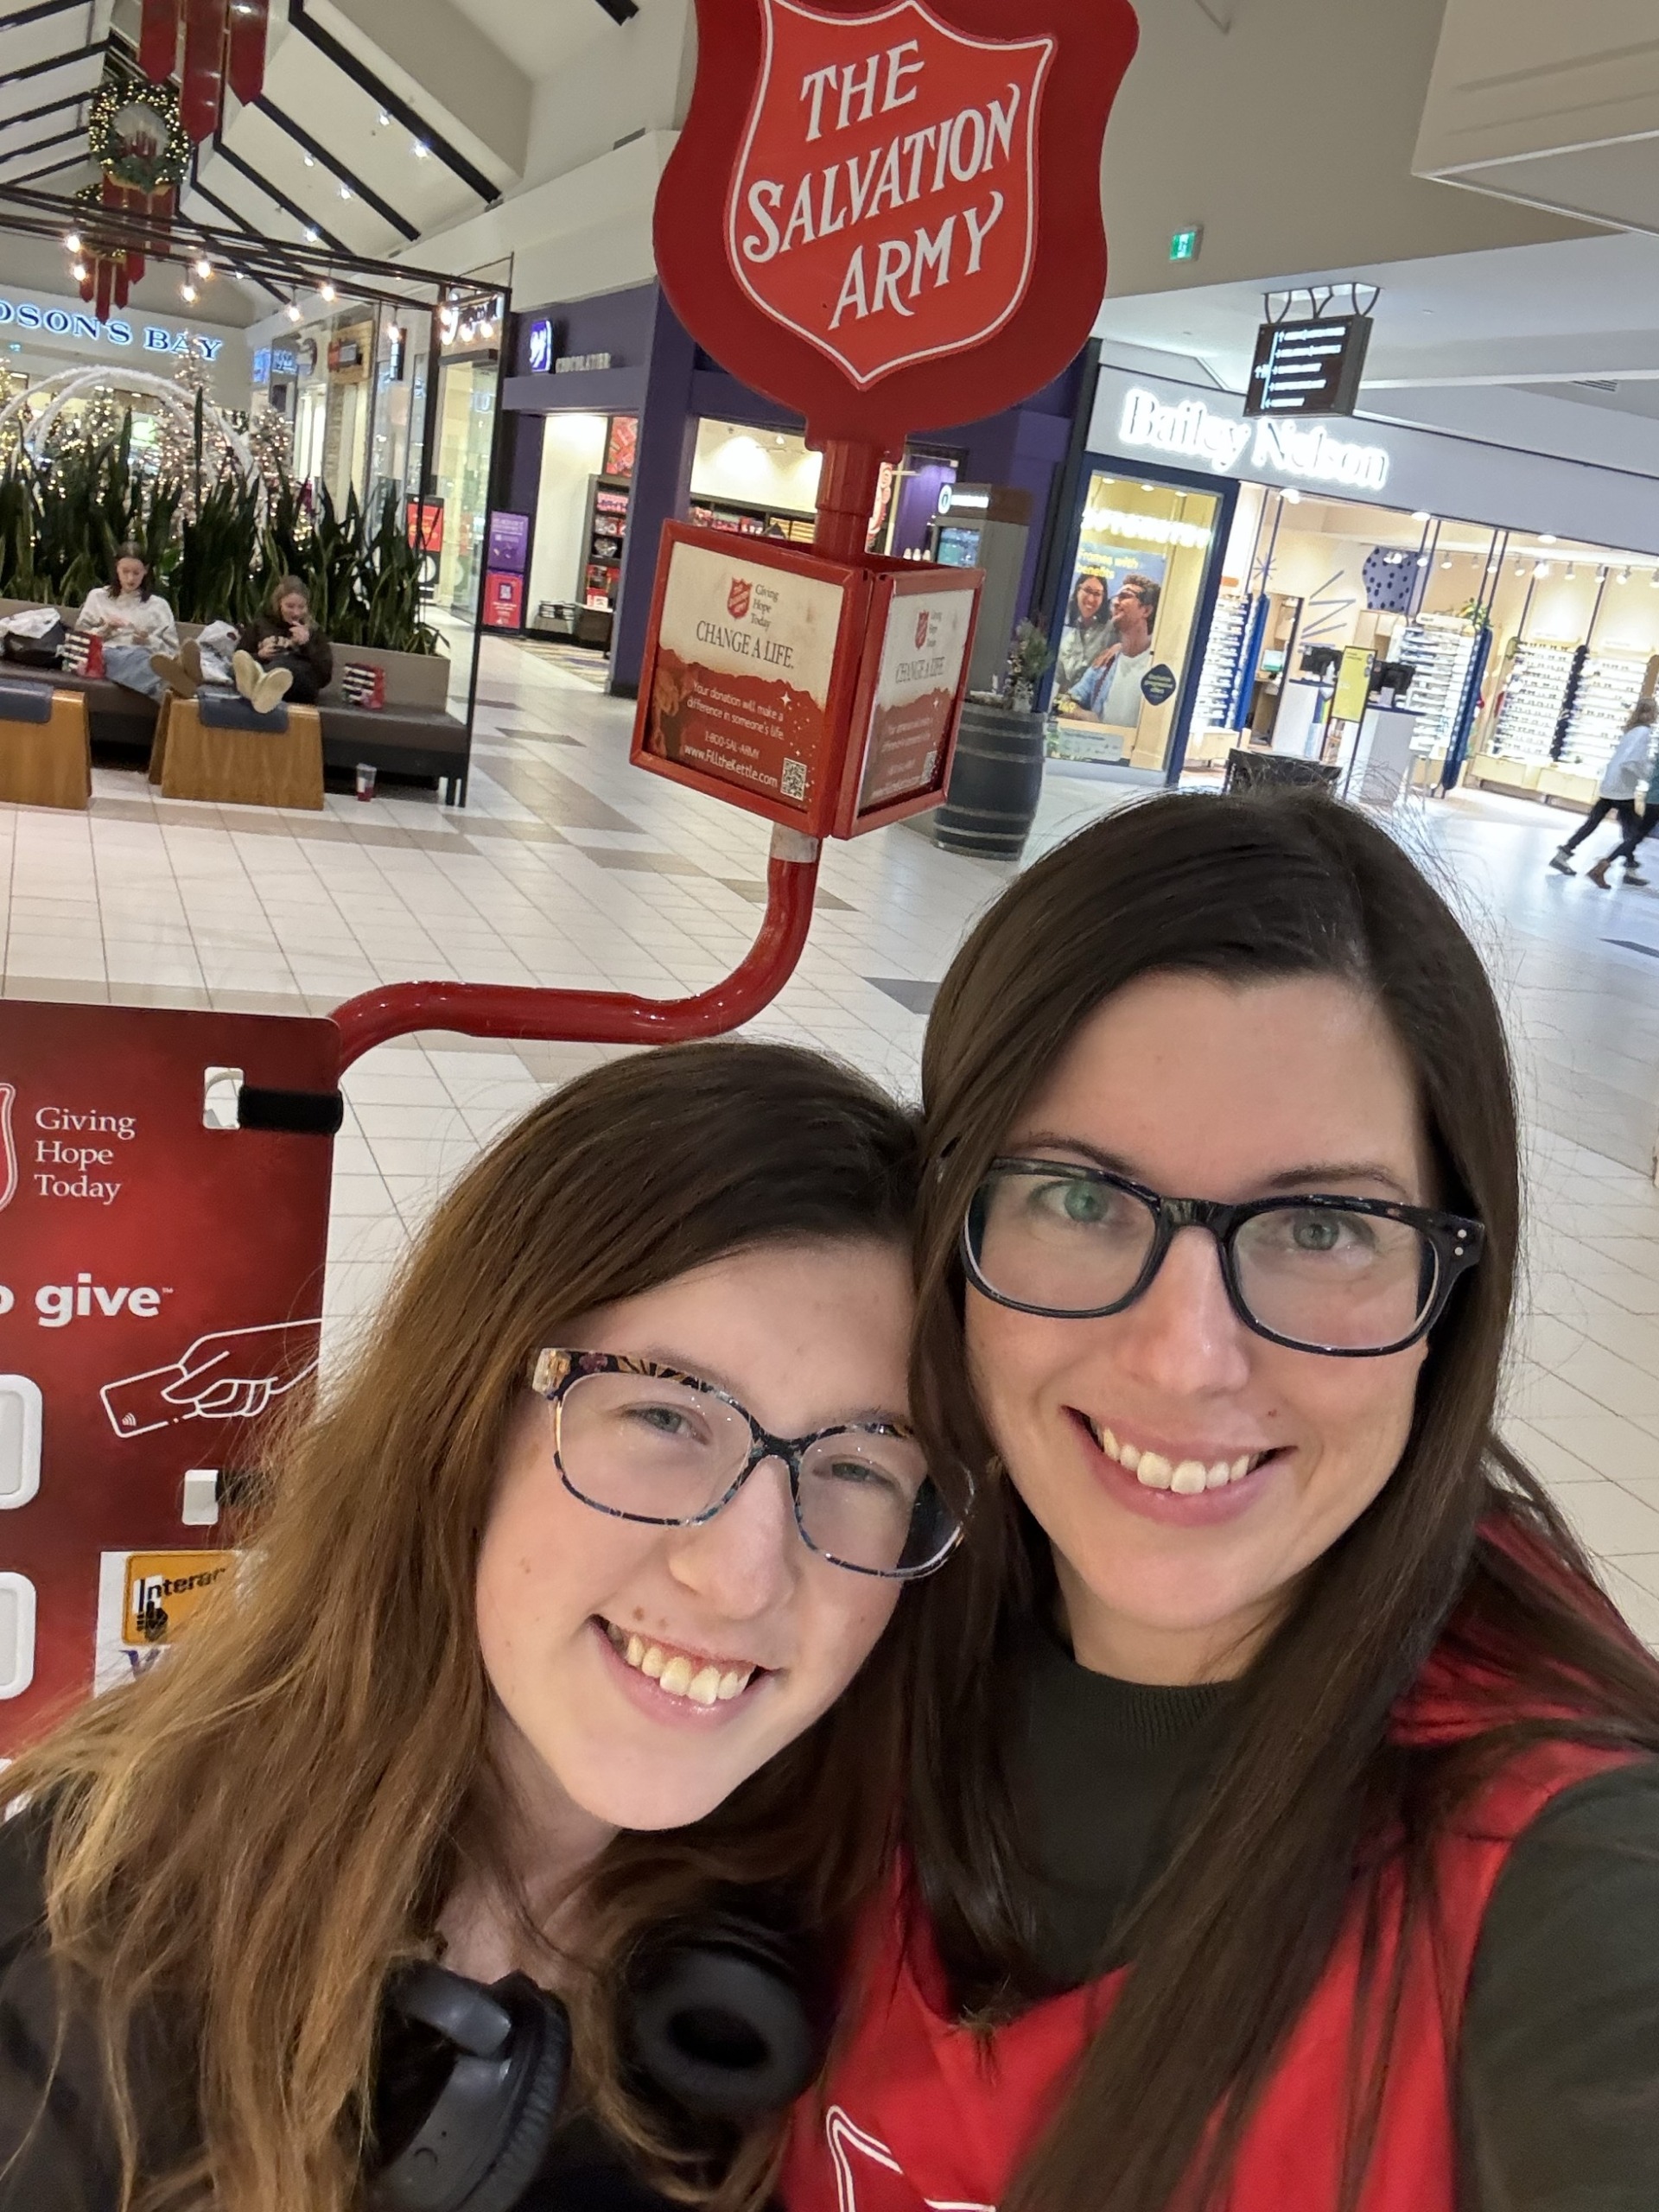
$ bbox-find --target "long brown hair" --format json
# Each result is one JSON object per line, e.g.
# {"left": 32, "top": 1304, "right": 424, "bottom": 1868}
{"left": 904, "top": 789, "right": 1659, "bottom": 2212}
{"left": 3, "top": 1040, "right": 924, "bottom": 2212}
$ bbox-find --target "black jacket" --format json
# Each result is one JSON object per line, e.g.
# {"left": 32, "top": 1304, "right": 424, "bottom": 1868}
{"left": 236, "top": 614, "right": 334, "bottom": 688}
{"left": 0, "top": 1815, "right": 683, "bottom": 2211}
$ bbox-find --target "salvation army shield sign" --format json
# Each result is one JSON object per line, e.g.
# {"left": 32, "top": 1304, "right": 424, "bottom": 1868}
{"left": 728, "top": 0, "right": 1052, "bottom": 391}
{"left": 658, "top": 0, "right": 1138, "bottom": 448}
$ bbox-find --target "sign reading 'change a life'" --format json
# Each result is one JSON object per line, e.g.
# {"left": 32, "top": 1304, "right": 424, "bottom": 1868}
{"left": 729, "top": 1, "right": 1052, "bottom": 389}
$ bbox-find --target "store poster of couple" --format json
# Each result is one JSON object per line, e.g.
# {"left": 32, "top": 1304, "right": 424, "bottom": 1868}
{"left": 1051, "top": 550, "right": 1175, "bottom": 763}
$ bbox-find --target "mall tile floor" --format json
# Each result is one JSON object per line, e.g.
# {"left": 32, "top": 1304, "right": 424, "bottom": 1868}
{"left": 6, "top": 636, "right": 1659, "bottom": 1648}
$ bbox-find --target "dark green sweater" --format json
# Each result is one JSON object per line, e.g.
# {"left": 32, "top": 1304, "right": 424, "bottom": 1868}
{"left": 1019, "top": 1630, "right": 1659, "bottom": 2209}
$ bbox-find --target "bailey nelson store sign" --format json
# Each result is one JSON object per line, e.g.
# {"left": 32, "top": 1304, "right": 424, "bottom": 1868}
{"left": 1120, "top": 384, "right": 1391, "bottom": 493}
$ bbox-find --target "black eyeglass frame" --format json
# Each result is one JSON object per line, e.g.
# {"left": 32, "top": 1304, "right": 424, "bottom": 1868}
{"left": 961, "top": 1158, "right": 1486, "bottom": 1358}
{"left": 529, "top": 1349, "right": 963, "bottom": 1580}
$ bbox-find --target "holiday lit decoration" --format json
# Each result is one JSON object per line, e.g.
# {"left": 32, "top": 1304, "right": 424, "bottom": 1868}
{"left": 73, "top": 73, "right": 190, "bottom": 321}
{"left": 139, "top": 0, "right": 269, "bottom": 144}
{"left": 247, "top": 404, "right": 293, "bottom": 487}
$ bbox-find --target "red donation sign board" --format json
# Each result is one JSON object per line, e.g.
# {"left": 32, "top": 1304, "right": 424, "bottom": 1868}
{"left": 632, "top": 524, "right": 979, "bottom": 836}
{"left": 0, "top": 1002, "right": 335, "bottom": 1750}
{"left": 633, "top": 0, "right": 1138, "bottom": 836}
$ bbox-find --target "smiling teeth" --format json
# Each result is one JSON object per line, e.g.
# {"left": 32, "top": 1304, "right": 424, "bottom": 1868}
{"left": 609, "top": 1624, "right": 753, "bottom": 1705}
{"left": 1085, "top": 1419, "right": 1262, "bottom": 1492}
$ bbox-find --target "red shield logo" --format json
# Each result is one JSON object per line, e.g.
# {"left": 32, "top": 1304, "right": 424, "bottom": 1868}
{"left": 915, "top": 608, "right": 931, "bottom": 649}
{"left": 728, "top": 576, "right": 754, "bottom": 619}
{"left": 728, "top": 0, "right": 1052, "bottom": 390}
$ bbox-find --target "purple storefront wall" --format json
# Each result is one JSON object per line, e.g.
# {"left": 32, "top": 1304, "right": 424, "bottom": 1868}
{"left": 496, "top": 282, "right": 1090, "bottom": 696}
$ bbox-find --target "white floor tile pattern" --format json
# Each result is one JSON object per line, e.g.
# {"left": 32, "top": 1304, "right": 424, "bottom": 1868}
{"left": 8, "top": 643, "right": 1659, "bottom": 1646}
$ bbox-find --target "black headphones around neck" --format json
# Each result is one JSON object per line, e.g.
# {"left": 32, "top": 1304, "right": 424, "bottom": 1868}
{"left": 370, "top": 1916, "right": 823, "bottom": 2212}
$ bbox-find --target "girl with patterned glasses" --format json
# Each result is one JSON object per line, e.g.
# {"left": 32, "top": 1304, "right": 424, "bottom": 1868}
{"left": 786, "top": 791, "right": 1659, "bottom": 2212}
{"left": 0, "top": 1041, "right": 959, "bottom": 2212}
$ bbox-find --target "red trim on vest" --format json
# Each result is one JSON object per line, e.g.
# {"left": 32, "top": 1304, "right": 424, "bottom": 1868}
{"left": 784, "top": 1696, "right": 1624, "bottom": 2211}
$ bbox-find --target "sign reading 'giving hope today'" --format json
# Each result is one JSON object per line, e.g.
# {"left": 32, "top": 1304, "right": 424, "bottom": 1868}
{"left": 729, "top": 0, "right": 1052, "bottom": 387}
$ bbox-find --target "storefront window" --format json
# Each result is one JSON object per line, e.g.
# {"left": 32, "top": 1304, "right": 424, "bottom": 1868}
{"left": 432, "top": 356, "right": 497, "bottom": 621}
{"left": 1048, "top": 472, "right": 1224, "bottom": 774}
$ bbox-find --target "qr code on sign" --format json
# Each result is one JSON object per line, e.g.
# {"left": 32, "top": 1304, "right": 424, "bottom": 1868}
{"left": 781, "top": 757, "right": 808, "bottom": 801}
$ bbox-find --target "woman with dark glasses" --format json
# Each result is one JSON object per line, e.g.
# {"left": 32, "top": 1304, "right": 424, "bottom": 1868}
{"left": 787, "top": 791, "right": 1659, "bottom": 2212}
{"left": 0, "top": 1041, "right": 959, "bottom": 2212}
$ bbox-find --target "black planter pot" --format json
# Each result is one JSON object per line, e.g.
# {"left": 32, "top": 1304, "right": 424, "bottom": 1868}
{"left": 933, "top": 696, "right": 1046, "bottom": 861}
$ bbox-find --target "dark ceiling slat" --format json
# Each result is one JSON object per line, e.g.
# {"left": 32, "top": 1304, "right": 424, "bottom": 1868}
{"left": 3, "top": 35, "right": 101, "bottom": 84}
{"left": 0, "top": 153, "right": 87, "bottom": 186}
{"left": 0, "top": 0, "right": 89, "bottom": 27}
{"left": 283, "top": 0, "right": 499, "bottom": 206}
{"left": 0, "top": 86, "right": 90, "bottom": 135}
{"left": 207, "top": 136, "right": 353, "bottom": 258}
{"left": 592, "top": 0, "right": 640, "bottom": 21}
{"left": 183, "top": 172, "right": 290, "bottom": 305}
{"left": 252, "top": 92, "right": 418, "bottom": 243}
{"left": 0, "top": 120, "right": 86, "bottom": 167}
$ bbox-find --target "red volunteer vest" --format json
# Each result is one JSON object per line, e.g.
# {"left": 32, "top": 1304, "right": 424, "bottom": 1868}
{"left": 783, "top": 1649, "right": 1624, "bottom": 2212}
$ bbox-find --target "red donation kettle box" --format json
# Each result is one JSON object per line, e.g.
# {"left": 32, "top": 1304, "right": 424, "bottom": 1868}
{"left": 633, "top": 0, "right": 1138, "bottom": 837}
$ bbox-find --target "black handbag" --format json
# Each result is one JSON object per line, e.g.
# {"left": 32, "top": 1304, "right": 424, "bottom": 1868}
{"left": 2, "top": 618, "right": 67, "bottom": 667}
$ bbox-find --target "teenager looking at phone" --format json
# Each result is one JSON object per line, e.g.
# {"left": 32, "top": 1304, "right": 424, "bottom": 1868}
{"left": 235, "top": 575, "right": 334, "bottom": 709}
{"left": 0, "top": 1042, "right": 960, "bottom": 2212}
{"left": 788, "top": 793, "right": 1659, "bottom": 2212}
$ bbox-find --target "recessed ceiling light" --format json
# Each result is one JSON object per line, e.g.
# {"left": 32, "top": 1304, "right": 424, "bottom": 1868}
{"left": 412, "top": 140, "right": 430, "bottom": 158}
{"left": 338, "top": 184, "right": 353, "bottom": 200}
{"left": 302, "top": 153, "right": 315, "bottom": 168}
{"left": 1411, "top": 510, "right": 1431, "bottom": 521}
{"left": 1540, "top": 533, "right": 1557, "bottom": 544}
{"left": 305, "top": 226, "right": 320, "bottom": 243}
{"left": 378, "top": 110, "right": 391, "bottom": 126}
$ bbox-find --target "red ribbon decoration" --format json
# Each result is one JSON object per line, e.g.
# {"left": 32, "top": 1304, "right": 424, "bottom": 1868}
{"left": 181, "top": 0, "right": 231, "bottom": 144}
{"left": 138, "top": 0, "right": 181, "bottom": 84}
{"left": 226, "top": 0, "right": 270, "bottom": 107}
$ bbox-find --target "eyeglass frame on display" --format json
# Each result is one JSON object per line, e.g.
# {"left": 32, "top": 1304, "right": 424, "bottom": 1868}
{"left": 961, "top": 1158, "right": 1485, "bottom": 1358}
{"left": 528, "top": 1349, "right": 963, "bottom": 1580}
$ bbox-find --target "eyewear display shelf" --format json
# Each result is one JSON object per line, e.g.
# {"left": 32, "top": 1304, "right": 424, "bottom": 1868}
{"left": 1398, "top": 615, "right": 1478, "bottom": 760}
{"left": 1192, "top": 594, "right": 1249, "bottom": 734}
{"left": 1563, "top": 650, "right": 1650, "bottom": 779}
{"left": 1491, "top": 641, "right": 1576, "bottom": 766}
{"left": 582, "top": 476, "right": 632, "bottom": 610}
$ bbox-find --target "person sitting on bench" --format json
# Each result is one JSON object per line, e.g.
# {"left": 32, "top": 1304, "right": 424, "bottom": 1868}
{"left": 75, "top": 544, "right": 182, "bottom": 701}
{"left": 236, "top": 576, "right": 334, "bottom": 711}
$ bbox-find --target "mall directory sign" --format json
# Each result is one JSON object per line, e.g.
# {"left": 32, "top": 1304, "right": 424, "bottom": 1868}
{"left": 0, "top": 1002, "right": 336, "bottom": 1750}
{"left": 633, "top": 0, "right": 1138, "bottom": 837}
{"left": 634, "top": 524, "right": 979, "bottom": 836}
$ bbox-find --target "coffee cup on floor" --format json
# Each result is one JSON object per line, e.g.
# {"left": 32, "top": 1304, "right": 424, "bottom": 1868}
{"left": 355, "top": 763, "right": 377, "bottom": 801}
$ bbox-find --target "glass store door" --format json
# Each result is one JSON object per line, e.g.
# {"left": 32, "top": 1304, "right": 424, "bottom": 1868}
{"left": 1048, "top": 470, "right": 1229, "bottom": 777}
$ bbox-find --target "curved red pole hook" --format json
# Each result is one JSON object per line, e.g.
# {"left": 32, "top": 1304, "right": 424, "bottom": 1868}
{"left": 331, "top": 829, "right": 821, "bottom": 1071}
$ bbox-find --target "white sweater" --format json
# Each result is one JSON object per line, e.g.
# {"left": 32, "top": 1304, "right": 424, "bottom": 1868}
{"left": 1599, "top": 721, "right": 1656, "bottom": 802}
{"left": 75, "top": 587, "right": 179, "bottom": 658}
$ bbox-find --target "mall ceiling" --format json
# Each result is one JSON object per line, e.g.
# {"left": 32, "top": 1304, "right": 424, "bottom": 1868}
{"left": 0, "top": 0, "right": 639, "bottom": 321}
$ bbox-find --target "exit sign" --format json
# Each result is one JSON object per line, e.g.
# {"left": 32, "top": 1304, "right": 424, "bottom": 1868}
{"left": 1169, "top": 226, "right": 1203, "bottom": 264}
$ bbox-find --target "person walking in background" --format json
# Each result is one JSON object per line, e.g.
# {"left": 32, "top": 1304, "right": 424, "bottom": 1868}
{"left": 74, "top": 544, "right": 183, "bottom": 701}
{"left": 1568, "top": 694, "right": 1659, "bottom": 889}
{"left": 1548, "top": 695, "right": 1657, "bottom": 883}
{"left": 236, "top": 575, "right": 334, "bottom": 710}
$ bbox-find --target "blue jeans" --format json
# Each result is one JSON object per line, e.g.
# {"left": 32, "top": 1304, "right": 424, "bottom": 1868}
{"left": 100, "top": 642, "right": 167, "bottom": 702}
